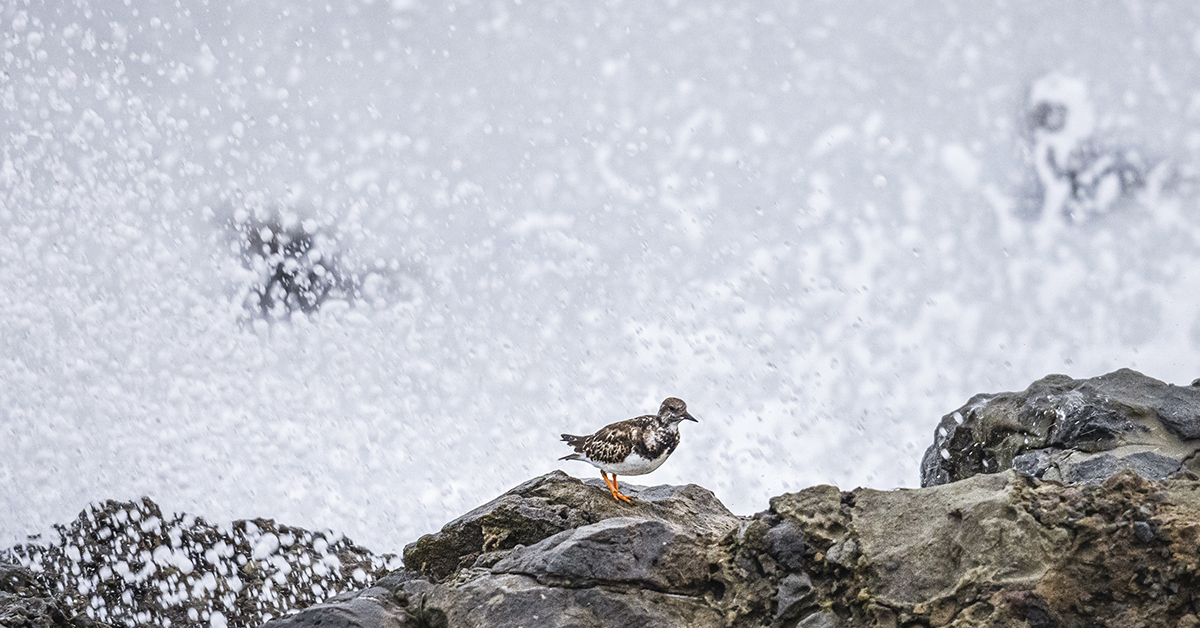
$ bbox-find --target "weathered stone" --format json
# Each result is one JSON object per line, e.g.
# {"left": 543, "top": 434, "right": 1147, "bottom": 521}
{"left": 769, "top": 485, "right": 848, "bottom": 549}
{"left": 402, "top": 470, "right": 738, "bottom": 582}
{"left": 796, "top": 609, "right": 838, "bottom": 628}
{"left": 922, "top": 369, "right": 1200, "bottom": 487}
{"left": 491, "top": 517, "right": 708, "bottom": 593}
{"left": 411, "top": 572, "right": 724, "bottom": 628}
{"left": 851, "top": 470, "right": 1067, "bottom": 606}
{"left": 259, "top": 585, "right": 411, "bottom": 628}
{"left": 763, "top": 520, "right": 806, "bottom": 572}
{"left": 775, "top": 572, "right": 814, "bottom": 619}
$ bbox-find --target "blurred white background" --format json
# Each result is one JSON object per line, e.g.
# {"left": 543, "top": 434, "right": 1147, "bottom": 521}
{"left": 4, "top": 1, "right": 1200, "bottom": 553}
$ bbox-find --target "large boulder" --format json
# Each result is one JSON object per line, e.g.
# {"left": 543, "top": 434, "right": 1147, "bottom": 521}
{"left": 921, "top": 368, "right": 1200, "bottom": 487}
{"left": 401, "top": 470, "right": 739, "bottom": 582}
{"left": 491, "top": 517, "right": 712, "bottom": 593}
{"left": 283, "top": 472, "right": 742, "bottom": 628}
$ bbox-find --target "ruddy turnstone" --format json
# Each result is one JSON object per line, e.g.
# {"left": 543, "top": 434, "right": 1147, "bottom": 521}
{"left": 559, "top": 397, "right": 698, "bottom": 502}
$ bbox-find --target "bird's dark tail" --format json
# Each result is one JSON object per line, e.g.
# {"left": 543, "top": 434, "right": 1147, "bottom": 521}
{"left": 560, "top": 434, "right": 587, "bottom": 459}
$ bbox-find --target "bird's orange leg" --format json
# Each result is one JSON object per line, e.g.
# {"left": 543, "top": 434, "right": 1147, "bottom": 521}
{"left": 600, "top": 471, "right": 616, "bottom": 495}
{"left": 610, "top": 474, "right": 633, "bottom": 503}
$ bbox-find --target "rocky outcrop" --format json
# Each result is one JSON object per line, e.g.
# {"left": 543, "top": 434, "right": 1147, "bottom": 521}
{"left": 921, "top": 368, "right": 1200, "bottom": 487}
{"left": 2, "top": 498, "right": 393, "bottom": 628}
{"left": 401, "top": 471, "right": 739, "bottom": 583}
{"left": 270, "top": 469, "right": 1200, "bottom": 627}
{"left": 268, "top": 473, "right": 740, "bottom": 628}
{"left": 13, "top": 471, "right": 1200, "bottom": 627}
{"left": 14, "top": 369, "right": 1200, "bottom": 627}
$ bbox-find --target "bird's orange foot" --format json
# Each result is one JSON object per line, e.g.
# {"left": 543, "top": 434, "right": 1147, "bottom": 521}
{"left": 610, "top": 475, "right": 634, "bottom": 503}
{"left": 601, "top": 471, "right": 634, "bottom": 502}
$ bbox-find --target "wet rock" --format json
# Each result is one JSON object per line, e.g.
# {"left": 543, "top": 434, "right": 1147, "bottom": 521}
{"left": 2, "top": 498, "right": 391, "bottom": 628}
{"left": 0, "top": 561, "right": 109, "bottom": 628}
{"left": 401, "top": 470, "right": 738, "bottom": 582}
{"left": 921, "top": 369, "right": 1200, "bottom": 487}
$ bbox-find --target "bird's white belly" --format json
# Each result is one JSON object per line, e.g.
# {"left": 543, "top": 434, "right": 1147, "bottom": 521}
{"left": 596, "top": 451, "right": 669, "bottom": 476}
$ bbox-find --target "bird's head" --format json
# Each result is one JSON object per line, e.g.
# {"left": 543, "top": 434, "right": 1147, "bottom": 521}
{"left": 658, "top": 397, "right": 698, "bottom": 424}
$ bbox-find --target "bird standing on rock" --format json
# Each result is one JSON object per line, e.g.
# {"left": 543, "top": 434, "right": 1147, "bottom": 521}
{"left": 559, "top": 397, "right": 698, "bottom": 502}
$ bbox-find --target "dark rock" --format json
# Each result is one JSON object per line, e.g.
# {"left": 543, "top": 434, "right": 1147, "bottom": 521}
{"left": 408, "top": 573, "right": 723, "bottom": 628}
{"left": 1012, "top": 448, "right": 1058, "bottom": 478}
{"left": 259, "top": 585, "right": 412, "bottom": 628}
{"left": 763, "top": 520, "right": 806, "bottom": 572}
{"left": 402, "top": 470, "right": 738, "bottom": 582}
{"left": 775, "top": 572, "right": 813, "bottom": 619}
{"left": 922, "top": 369, "right": 1200, "bottom": 487}
{"left": 0, "top": 561, "right": 111, "bottom": 628}
{"left": 2, "top": 498, "right": 391, "bottom": 628}
{"left": 1132, "top": 520, "right": 1156, "bottom": 543}
{"left": 491, "top": 517, "right": 708, "bottom": 593}
{"left": 1061, "top": 450, "right": 1182, "bottom": 484}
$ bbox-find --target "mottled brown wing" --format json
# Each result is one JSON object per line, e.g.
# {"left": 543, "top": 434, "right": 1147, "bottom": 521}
{"left": 582, "top": 415, "right": 651, "bottom": 464}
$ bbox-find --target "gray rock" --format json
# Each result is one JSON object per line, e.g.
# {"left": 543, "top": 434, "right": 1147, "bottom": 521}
{"left": 491, "top": 517, "right": 708, "bottom": 593}
{"left": 775, "top": 572, "right": 814, "bottom": 619}
{"left": 797, "top": 610, "right": 839, "bottom": 628}
{"left": 402, "top": 470, "right": 738, "bottom": 582}
{"left": 851, "top": 471, "right": 1066, "bottom": 606}
{"left": 1132, "top": 521, "right": 1156, "bottom": 543}
{"left": 22, "top": 370, "right": 1200, "bottom": 628}
{"left": 411, "top": 572, "right": 723, "bottom": 628}
{"left": 922, "top": 369, "right": 1200, "bottom": 487}
{"left": 824, "top": 540, "right": 858, "bottom": 568}
{"left": 261, "top": 586, "right": 412, "bottom": 628}
{"left": 764, "top": 520, "right": 806, "bottom": 571}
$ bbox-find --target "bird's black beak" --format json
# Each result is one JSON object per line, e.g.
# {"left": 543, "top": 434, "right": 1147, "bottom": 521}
{"left": 683, "top": 412, "right": 698, "bottom": 422}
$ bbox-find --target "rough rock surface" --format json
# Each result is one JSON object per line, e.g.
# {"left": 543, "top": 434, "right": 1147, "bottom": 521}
{"left": 401, "top": 470, "right": 739, "bottom": 582}
{"left": 0, "top": 561, "right": 110, "bottom": 628}
{"left": 16, "top": 371, "right": 1200, "bottom": 627}
{"left": 921, "top": 368, "right": 1200, "bottom": 487}
{"left": 270, "top": 468, "right": 1200, "bottom": 627}
{"left": 2, "top": 498, "right": 394, "bottom": 628}
{"left": 14, "top": 471, "right": 1200, "bottom": 627}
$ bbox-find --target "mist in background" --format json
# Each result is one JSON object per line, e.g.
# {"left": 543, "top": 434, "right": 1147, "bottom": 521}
{"left": 5, "top": 0, "right": 1200, "bottom": 553}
